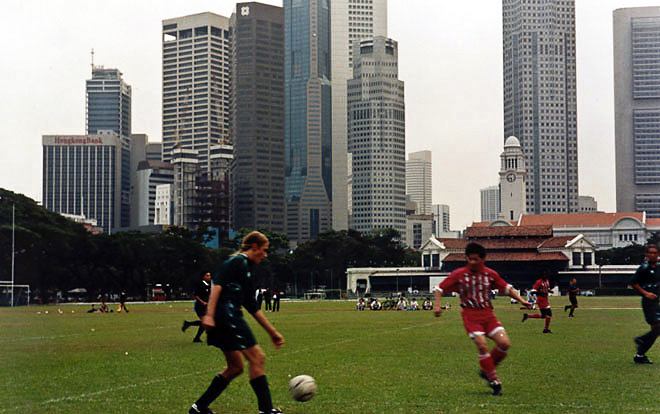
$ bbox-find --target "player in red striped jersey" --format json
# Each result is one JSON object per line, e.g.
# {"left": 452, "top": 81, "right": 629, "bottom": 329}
{"left": 521, "top": 271, "right": 553, "bottom": 333}
{"left": 434, "top": 242, "right": 531, "bottom": 396}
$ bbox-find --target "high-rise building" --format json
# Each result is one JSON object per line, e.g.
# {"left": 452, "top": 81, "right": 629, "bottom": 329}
{"left": 348, "top": 36, "right": 406, "bottom": 235}
{"left": 578, "top": 195, "right": 598, "bottom": 213}
{"left": 502, "top": 0, "right": 578, "bottom": 214}
{"left": 230, "top": 3, "right": 285, "bottom": 234}
{"left": 481, "top": 185, "right": 501, "bottom": 222}
{"left": 136, "top": 161, "right": 174, "bottom": 226}
{"left": 432, "top": 204, "right": 450, "bottom": 234}
{"left": 86, "top": 66, "right": 132, "bottom": 227}
{"left": 614, "top": 7, "right": 660, "bottom": 217}
{"left": 172, "top": 148, "right": 199, "bottom": 228}
{"left": 331, "top": 0, "right": 387, "bottom": 231}
{"left": 284, "top": 0, "right": 332, "bottom": 245}
{"left": 162, "top": 13, "right": 231, "bottom": 171}
{"left": 42, "top": 131, "right": 124, "bottom": 233}
{"left": 155, "top": 184, "right": 174, "bottom": 225}
{"left": 146, "top": 142, "right": 162, "bottom": 162}
{"left": 405, "top": 214, "right": 433, "bottom": 250}
{"left": 406, "top": 151, "right": 432, "bottom": 215}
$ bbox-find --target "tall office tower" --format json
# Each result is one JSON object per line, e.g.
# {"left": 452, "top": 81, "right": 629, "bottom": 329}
{"left": 231, "top": 3, "right": 285, "bottom": 233}
{"left": 405, "top": 151, "right": 432, "bottom": 215}
{"left": 348, "top": 37, "right": 406, "bottom": 234}
{"left": 578, "top": 195, "right": 598, "bottom": 213}
{"left": 172, "top": 148, "right": 199, "bottom": 228}
{"left": 480, "top": 185, "right": 501, "bottom": 222}
{"left": 86, "top": 66, "right": 132, "bottom": 227}
{"left": 284, "top": 0, "right": 332, "bottom": 245}
{"left": 432, "top": 204, "right": 450, "bottom": 234}
{"left": 502, "top": 0, "right": 578, "bottom": 214}
{"left": 331, "top": 0, "right": 387, "bottom": 231}
{"left": 162, "top": 13, "right": 231, "bottom": 171}
{"left": 136, "top": 161, "right": 174, "bottom": 226}
{"left": 146, "top": 142, "right": 162, "bottom": 162}
{"left": 42, "top": 131, "right": 124, "bottom": 233}
{"left": 129, "top": 134, "right": 148, "bottom": 227}
{"left": 614, "top": 7, "right": 660, "bottom": 217}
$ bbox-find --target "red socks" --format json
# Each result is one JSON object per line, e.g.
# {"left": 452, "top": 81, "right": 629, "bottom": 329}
{"left": 491, "top": 346, "right": 508, "bottom": 366}
{"left": 478, "top": 353, "right": 498, "bottom": 381}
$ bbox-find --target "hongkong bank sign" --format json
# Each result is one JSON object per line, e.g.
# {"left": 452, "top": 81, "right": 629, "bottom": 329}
{"left": 43, "top": 135, "right": 119, "bottom": 146}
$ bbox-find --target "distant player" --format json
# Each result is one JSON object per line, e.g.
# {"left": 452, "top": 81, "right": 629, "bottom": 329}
{"left": 564, "top": 277, "right": 579, "bottom": 317}
{"left": 182, "top": 272, "right": 212, "bottom": 343}
{"left": 522, "top": 271, "right": 552, "bottom": 333}
{"left": 434, "top": 242, "right": 531, "bottom": 396}
{"left": 631, "top": 244, "right": 660, "bottom": 364}
{"left": 118, "top": 290, "right": 129, "bottom": 313}
{"left": 189, "top": 231, "right": 284, "bottom": 414}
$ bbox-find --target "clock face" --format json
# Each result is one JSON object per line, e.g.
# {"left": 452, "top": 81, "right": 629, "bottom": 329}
{"left": 506, "top": 173, "right": 516, "bottom": 183}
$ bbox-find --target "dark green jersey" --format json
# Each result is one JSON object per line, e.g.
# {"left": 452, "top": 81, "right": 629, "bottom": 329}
{"left": 631, "top": 262, "right": 660, "bottom": 296}
{"left": 568, "top": 282, "right": 578, "bottom": 298}
{"left": 212, "top": 254, "right": 259, "bottom": 315}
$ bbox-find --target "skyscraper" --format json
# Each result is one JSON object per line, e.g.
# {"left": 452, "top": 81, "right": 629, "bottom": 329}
{"left": 405, "top": 151, "right": 432, "bottom": 215}
{"left": 432, "top": 204, "right": 450, "bottom": 234}
{"left": 330, "top": 0, "right": 387, "bottom": 231}
{"left": 284, "top": 0, "right": 332, "bottom": 245}
{"left": 161, "top": 13, "right": 231, "bottom": 171}
{"left": 348, "top": 36, "right": 405, "bottom": 234}
{"left": 502, "top": 0, "right": 578, "bottom": 214}
{"left": 42, "top": 131, "right": 124, "bottom": 233}
{"left": 480, "top": 185, "right": 500, "bottom": 222}
{"left": 86, "top": 66, "right": 132, "bottom": 227}
{"left": 231, "top": 3, "right": 285, "bottom": 233}
{"left": 614, "top": 7, "right": 660, "bottom": 217}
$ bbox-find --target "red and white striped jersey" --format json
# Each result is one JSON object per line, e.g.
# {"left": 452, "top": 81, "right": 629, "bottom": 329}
{"left": 437, "top": 265, "right": 511, "bottom": 309}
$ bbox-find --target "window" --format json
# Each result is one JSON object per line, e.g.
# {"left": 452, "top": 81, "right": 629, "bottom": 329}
{"left": 572, "top": 252, "right": 581, "bottom": 266}
{"left": 583, "top": 252, "right": 592, "bottom": 266}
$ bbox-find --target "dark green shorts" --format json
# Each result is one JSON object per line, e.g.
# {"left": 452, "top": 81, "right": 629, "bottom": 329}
{"left": 207, "top": 304, "right": 257, "bottom": 352}
{"left": 642, "top": 299, "right": 660, "bottom": 325}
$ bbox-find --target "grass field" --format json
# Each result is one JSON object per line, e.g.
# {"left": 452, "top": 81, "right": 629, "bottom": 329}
{"left": 2, "top": 296, "right": 660, "bottom": 414}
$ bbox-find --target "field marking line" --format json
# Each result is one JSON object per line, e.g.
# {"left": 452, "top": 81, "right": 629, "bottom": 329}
{"left": 0, "top": 325, "right": 167, "bottom": 344}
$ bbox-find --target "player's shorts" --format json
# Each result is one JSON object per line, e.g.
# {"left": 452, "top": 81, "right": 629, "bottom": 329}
{"left": 569, "top": 295, "right": 578, "bottom": 306}
{"left": 642, "top": 298, "right": 660, "bottom": 325}
{"left": 194, "top": 302, "right": 207, "bottom": 318}
{"left": 461, "top": 308, "right": 504, "bottom": 338}
{"left": 207, "top": 303, "right": 257, "bottom": 352}
{"left": 540, "top": 307, "right": 553, "bottom": 318}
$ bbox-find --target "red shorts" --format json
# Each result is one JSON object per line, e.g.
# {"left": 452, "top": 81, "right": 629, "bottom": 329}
{"left": 461, "top": 308, "right": 504, "bottom": 338}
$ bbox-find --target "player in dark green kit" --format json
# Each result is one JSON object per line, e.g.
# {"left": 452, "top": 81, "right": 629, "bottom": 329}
{"left": 564, "top": 277, "right": 579, "bottom": 317}
{"left": 189, "top": 231, "right": 284, "bottom": 414}
{"left": 631, "top": 244, "right": 660, "bottom": 364}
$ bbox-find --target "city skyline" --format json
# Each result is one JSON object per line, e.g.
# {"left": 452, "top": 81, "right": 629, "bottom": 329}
{"left": 2, "top": 0, "right": 657, "bottom": 231}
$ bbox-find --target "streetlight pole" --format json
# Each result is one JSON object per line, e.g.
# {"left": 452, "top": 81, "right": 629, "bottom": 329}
{"left": 11, "top": 203, "right": 15, "bottom": 307}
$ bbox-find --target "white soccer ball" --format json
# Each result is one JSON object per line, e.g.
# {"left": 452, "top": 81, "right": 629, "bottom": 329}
{"left": 288, "top": 375, "right": 316, "bottom": 402}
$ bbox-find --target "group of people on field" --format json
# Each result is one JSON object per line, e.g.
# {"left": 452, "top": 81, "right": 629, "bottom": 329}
{"left": 179, "top": 230, "right": 660, "bottom": 412}
{"left": 356, "top": 296, "right": 436, "bottom": 311}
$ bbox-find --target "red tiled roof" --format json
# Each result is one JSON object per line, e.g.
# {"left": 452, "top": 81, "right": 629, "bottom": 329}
{"left": 443, "top": 252, "right": 568, "bottom": 262}
{"left": 434, "top": 238, "right": 468, "bottom": 249}
{"left": 538, "top": 236, "right": 575, "bottom": 248}
{"left": 518, "top": 212, "right": 644, "bottom": 227}
{"left": 647, "top": 218, "right": 660, "bottom": 227}
{"left": 465, "top": 225, "right": 553, "bottom": 238}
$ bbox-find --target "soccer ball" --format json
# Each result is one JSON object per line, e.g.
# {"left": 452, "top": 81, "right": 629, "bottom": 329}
{"left": 288, "top": 375, "right": 316, "bottom": 402}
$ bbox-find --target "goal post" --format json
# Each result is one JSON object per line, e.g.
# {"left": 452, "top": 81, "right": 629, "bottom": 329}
{"left": 0, "top": 283, "right": 30, "bottom": 306}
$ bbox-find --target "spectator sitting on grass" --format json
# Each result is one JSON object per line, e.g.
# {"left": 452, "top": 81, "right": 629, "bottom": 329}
{"left": 408, "top": 298, "right": 420, "bottom": 311}
{"left": 396, "top": 297, "right": 407, "bottom": 311}
{"left": 357, "top": 297, "right": 366, "bottom": 311}
{"left": 422, "top": 297, "right": 433, "bottom": 310}
{"left": 370, "top": 298, "right": 381, "bottom": 310}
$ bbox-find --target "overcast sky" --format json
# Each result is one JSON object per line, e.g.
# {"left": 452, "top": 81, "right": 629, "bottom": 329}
{"left": 1, "top": 0, "right": 658, "bottom": 230}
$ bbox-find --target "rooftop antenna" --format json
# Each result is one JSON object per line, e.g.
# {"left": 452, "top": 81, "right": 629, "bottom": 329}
{"left": 91, "top": 48, "right": 94, "bottom": 70}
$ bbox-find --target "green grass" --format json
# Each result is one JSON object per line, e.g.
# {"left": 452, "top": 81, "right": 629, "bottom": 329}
{"left": 1, "top": 297, "right": 659, "bottom": 413}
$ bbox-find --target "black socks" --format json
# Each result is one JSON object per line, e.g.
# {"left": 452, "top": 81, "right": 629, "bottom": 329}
{"left": 195, "top": 374, "right": 230, "bottom": 409}
{"left": 249, "top": 375, "right": 273, "bottom": 413}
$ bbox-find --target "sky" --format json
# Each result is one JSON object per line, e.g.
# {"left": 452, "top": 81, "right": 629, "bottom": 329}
{"left": 1, "top": 0, "right": 658, "bottom": 230}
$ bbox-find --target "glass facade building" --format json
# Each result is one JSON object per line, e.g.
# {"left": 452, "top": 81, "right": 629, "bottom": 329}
{"left": 615, "top": 8, "right": 660, "bottom": 217}
{"left": 85, "top": 67, "right": 132, "bottom": 227}
{"left": 42, "top": 132, "right": 123, "bottom": 233}
{"left": 285, "top": 0, "right": 332, "bottom": 244}
{"left": 502, "top": 0, "right": 579, "bottom": 214}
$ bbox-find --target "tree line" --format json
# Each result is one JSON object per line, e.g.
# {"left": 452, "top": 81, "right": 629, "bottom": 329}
{"left": 0, "top": 188, "right": 419, "bottom": 302}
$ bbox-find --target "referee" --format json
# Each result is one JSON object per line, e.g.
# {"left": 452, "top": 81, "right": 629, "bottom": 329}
{"left": 182, "top": 272, "right": 212, "bottom": 343}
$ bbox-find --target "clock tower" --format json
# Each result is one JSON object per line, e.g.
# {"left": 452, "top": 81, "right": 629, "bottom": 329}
{"left": 499, "top": 136, "right": 526, "bottom": 221}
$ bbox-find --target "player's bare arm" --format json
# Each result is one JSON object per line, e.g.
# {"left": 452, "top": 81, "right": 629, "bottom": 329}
{"left": 252, "top": 310, "right": 284, "bottom": 349}
{"left": 202, "top": 284, "right": 222, "bottom": 328}
{"left": 632, "top": 283, "right": 658, "bottom": 300}
{"left": 508, "top": 287, "right": 532, "bottom": 308}
{"left": 433, "top": 288, "right": 444, "bottom": 317}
